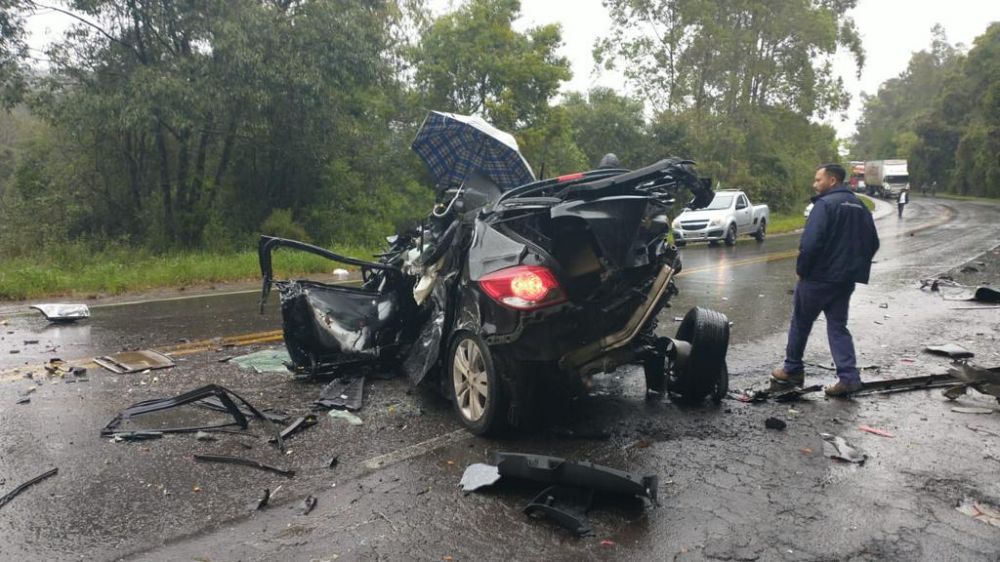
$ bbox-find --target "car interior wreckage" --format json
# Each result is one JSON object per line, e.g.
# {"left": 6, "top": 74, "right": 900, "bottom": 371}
{"left": 257, "top": 112, "right": 731, "bottom": 435}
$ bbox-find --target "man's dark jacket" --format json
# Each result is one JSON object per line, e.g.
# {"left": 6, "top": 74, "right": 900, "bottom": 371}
{"left": 797, "top": 185, "right": 880, "bottom": 284}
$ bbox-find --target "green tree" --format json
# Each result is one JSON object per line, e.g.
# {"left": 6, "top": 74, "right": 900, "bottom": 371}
{"left": 410, "top": 0, "right": 574, "bottom": 173}
{"left": 6, "top": 0, "right": 429, "bottom": 252}
{"left": 851, "top": 24, "right": 962, "bottom": 162}
{"left": 561, "top": 87, "right": 653, "bottom": 168}
{"left": 597, "top": 0, "right": 864, "bottom": 118}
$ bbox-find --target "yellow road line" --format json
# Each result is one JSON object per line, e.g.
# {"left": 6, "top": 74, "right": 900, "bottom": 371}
{"left": 677, "top": 248, "right": 800, "bottom": 277}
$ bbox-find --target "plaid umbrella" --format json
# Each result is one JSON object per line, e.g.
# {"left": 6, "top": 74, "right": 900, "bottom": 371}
{"left": 411, "top": 111, "right": 535, "bottom": 191}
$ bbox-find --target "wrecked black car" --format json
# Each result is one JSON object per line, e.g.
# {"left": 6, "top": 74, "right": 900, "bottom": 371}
{"left": 259, "top": 111, "right": 729, "bottom": 435}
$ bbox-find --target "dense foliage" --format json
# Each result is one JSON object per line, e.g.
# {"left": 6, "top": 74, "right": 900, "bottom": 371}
{"left": 851, "top": 23, "right": 1000, "bottom": 197}
{"left": 9, "top": 0, "right": 983, "bottom": 264}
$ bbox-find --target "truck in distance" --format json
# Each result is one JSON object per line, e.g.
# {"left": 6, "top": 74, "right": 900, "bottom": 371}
{"left": 864, "top": 159, "right": 909, "bottom": 199}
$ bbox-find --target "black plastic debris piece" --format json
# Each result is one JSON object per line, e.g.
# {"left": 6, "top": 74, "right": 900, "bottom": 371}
{"left": 300, "top": 495, "right": 317, "bottom": 515}
{"left": 326, "top": 456, "right": 340, "bottom": 469}
{"left": 196, "top": 395, "right": 289, "bottom": 424}
{"left": 255, "top": 488, "right": 271, "bottom": 510}
{"left": 924, "top": 344, "right": 975, "bottom": 359}
{"left": 269, "top": 415, "right": 318, "bottom": 444}
{"left": 100, "top": 384, "right": 285, "bottom": 451}
{"left": 110, "top": 431, "right": 164, "bottom": 442}
{"left": 0, "top": 468, "right": 58, "bottom": 510}
{"left": 524, "top": 485, "right": 595, "bottom": 537}
{"left": 193, "top": 454, "right": 295, "bottom": 477}
{"left": 314, "top": 377, "right": 365, "bottom": 411}
{"left": 734, "top": 385, "right": 822, "bottom": 403}
{"left": 765, "top": 417, "right": 787, "bottom": 430}
{"left": 820, "top": 433, "right": 866, "bottom": 464}
{"left": 462, "top": 453, "right": 657, "bottom": 537}
{"left": 852, "top": 374, "right": 960, "bottom": 397}
{"left": 16, "top": 397, "right": 30, "bottom": 405}
{"left": 493, "top": 452, "right": 658, "bottom": 504}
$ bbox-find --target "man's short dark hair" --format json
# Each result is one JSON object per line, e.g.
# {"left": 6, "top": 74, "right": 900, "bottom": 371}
{"left": 818, "top": 163, "right": 846, "bottom": 183}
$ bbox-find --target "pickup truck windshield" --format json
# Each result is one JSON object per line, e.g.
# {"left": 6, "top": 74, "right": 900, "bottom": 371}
{"left": 704, "top": 194, "right": 734, "bottom": 210}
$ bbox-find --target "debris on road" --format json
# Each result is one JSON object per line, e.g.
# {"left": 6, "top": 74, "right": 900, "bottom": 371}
{"left": 950, "top": 406, "right": 997, "bottom": 414}
{"left": 314, "top": 377, "right": 365, "bottom": 411}
{"left": 300, "top": 495, "right": 318, "bottom": 515}
{"left": 269, "top": 415, "right": 318, "bottom": 443}
{"left": 852, "top": 374, "right": 960, "bottom": 397}
{"left": 255, "top": 488, "right": 271, "bottom": 510}
{"left": 325, "top": 456, "right": 339, "bottom": 469}
{"left": 100, "top": 384, "right": 285, "bottom": 450}
{"left": 957, "top": 498, "right": 1000, "bottom": 529}
{"left": 966, "top": 424, "right": 1000, "bottom": 438}
{"left": 193, "top": 454, "right": 295, "bottom": 477}
{"left": 764, "top": 417, "right": 786, "bottom": 430}
{"left": 820, "top": 433, "right": 867, "bottom": 464}
{"left": 920, "top": 278, "right": 1000, "bottom": 303}
{"left": 525, "top": 485, "right": 595, "bottom": 537}
{"left": 460, "top": 452, "right": 657, "bottom": 537}
{"left": 858, "top": 425, "right": 894, "bottom": 438}
{"left": 94, "top": 350, "right": 175, "bottom": 374}
{"left": 15, "top": 397, "right": 30, "bottom": 405}
{"left": 327, "top": 409, "right": 363, "bottom": 426}
{"left": 230, "top": 348, "right": 292, "bottom": 373}
{"left": 924, "top": 344, "right": 975, "bottom": 359}
{"left": 195, "top": 431, "right": 217, "bottom": 442}
{"left": 942, "top": 362, "right": 1000, "bottom": 403}
{"left": 733, "top": 385, "right": 822, "bottom": 403}
{"left": 30, "top": 304, "right": 90, "bottom": 322}
{"left": 109, "top": 431, "right": 164, "bottom": 442}
{"left": 0, "top": 468, "right": 58, "bottom": 510}
{"left": 459, "top": 464, "right": 501, "bottom": 492}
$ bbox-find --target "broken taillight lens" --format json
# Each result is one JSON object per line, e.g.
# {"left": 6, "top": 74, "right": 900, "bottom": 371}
{"left": 478, "top": 265, "right": 566, "bottom": 311}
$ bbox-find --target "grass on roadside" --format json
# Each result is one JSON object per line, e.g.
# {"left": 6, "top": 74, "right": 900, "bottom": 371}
{"left": 0, "top": 243, "right": 376, "bottom": 301}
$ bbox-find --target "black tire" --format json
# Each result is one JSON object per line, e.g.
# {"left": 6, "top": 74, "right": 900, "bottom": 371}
{"left": 754, "top": 220, "right": 766, "bottom": 242}
{"left": 675, "top": 239, "right": 686, "bottom": 247}
{"left": 724, "top": 224, "right": 737, "bottom": 246}
{"left": 670, "top": 307, "right": 730, "bottom": 403}
{"left": 447, "top": 331, "right": 510, "bottom": 436}
{"left": 644, "top": 354, "right": 667, "bottom": 394}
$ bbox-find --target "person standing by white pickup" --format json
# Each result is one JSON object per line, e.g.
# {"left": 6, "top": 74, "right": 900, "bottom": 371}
{"left": 897, "top": 188, "right": 910, "bottom": 218}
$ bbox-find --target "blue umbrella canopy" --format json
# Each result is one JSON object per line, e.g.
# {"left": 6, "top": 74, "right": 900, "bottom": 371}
{"left": 411, "top": 111, "right": 535, "bottom": 191}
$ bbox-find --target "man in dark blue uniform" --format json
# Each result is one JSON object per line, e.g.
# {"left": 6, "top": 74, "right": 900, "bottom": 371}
{"left": 771, "top": 164, "right": 880, "bottom": 397}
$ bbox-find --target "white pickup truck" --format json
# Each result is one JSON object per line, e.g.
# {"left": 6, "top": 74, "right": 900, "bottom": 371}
{"left": 671, "top": 190, "right": 769, "bottom": 246}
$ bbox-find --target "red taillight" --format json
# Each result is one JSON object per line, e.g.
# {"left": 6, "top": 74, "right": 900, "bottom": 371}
{"left": 556, "top": 172, "right": 584, "bottom": 183}
{"left": 478, "top": 265, "right": 566, "bottom": 311}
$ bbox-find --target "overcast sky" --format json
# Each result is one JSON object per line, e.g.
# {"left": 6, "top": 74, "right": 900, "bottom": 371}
{"left": 25, "top": 1, "right": 1000, "bottom": 140}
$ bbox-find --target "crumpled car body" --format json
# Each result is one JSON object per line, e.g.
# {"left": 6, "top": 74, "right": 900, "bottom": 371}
{"left": 259, "top": 114, "right": 727, "bottom": 435}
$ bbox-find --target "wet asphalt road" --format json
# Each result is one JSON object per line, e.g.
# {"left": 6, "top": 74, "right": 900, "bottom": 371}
{"left": 1, "top": 195, "right": 999, "bottom": 561}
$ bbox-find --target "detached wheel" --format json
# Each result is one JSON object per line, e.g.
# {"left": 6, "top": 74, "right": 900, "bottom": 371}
{"left": 448, "top": 332, "right": 510, "bottom": 436}
{"left": 754, "top": 220, "right": 766, "bottom": 242}
{"left": 670, "top": 307, "right": 730, "bottom": 404}
{"left": 724, "top": 224, "right": 737, "bottom": 246}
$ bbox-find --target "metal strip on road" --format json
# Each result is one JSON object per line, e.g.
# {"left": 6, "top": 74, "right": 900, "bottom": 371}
{"left": 360, "top": 429, "right": 472, "bottom": 471}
